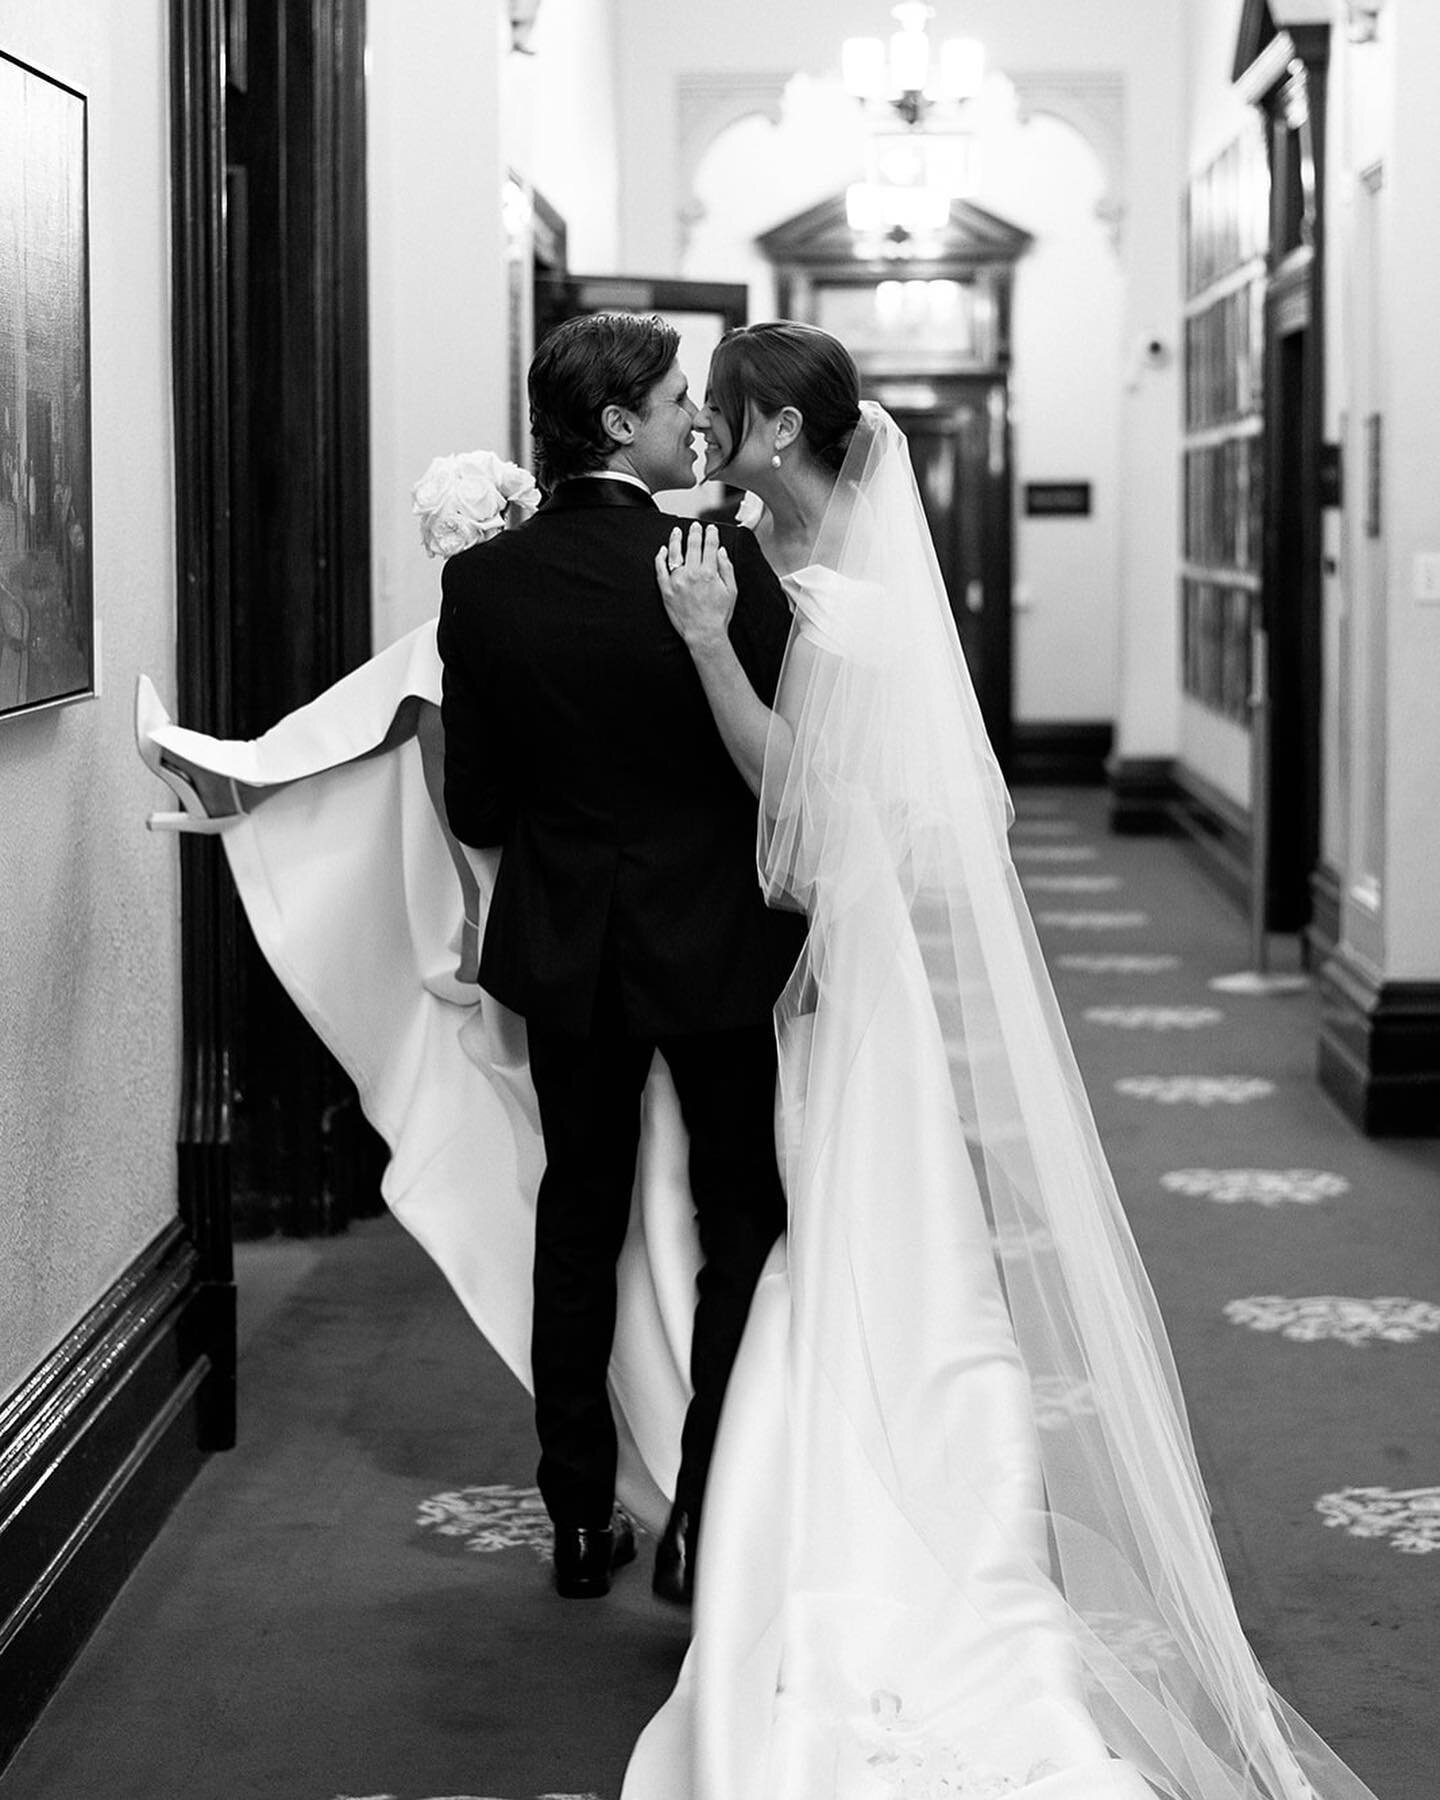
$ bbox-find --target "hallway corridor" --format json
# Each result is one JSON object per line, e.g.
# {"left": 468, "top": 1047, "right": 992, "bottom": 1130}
{"left": 3, "top": 792, "right": 1436, "bottom": 1800}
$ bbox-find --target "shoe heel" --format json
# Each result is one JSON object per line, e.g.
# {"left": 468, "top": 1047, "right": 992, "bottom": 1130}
{"left": 135, "top": 674, "right": 243, "bottom": 833}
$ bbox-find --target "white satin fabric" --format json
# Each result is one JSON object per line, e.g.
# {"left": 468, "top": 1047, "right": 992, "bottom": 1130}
{"left": 138, "top": 621, "right": 700, "bottom": 1535}
{"left": 625, "top": 407, "right": 1377, "bottom": 1800}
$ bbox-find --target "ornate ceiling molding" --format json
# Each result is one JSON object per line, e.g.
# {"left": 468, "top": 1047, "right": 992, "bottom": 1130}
{"left": 675, "top": 70, "right": 791, "bottom": 255}
{"left": 1010, "top": 71, "right": 1127, "bottom": 249}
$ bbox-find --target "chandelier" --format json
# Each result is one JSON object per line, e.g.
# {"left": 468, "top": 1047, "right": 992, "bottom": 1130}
{"left": 842, "top": 3, "right": 985, "bottom": 126}
{"left": 841, "top": 5, "right": 987, "bottom": 249}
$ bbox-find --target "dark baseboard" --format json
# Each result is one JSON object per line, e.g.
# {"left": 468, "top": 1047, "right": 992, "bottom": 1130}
{"left": 1106, "top": 754, "right": 1176, "bottom": 835}
{"left": 1307, "top": 859, "right": 1342, "bottom": 972}
{"left": 1318, "top": 948, "right": 1440, "bottom": 1137}
{"left": 1010, "top": 720, "right": 1114, "bottom": 787}
{"left": 1166, "top": 763, "right": 1252, "bottom": 913}
{"left": 0, "top": 1222, "right": 214, "bottom": 1769}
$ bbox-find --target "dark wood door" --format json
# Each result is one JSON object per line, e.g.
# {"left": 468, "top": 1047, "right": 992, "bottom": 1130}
{"left": 224, "top": 0, "right": 380, "bottom": 1237}
{"left": 876, "top": 378, "right": 1014, "bottom": 770}
{"left": 1261, "top": 300, "right": 1322, "bottom": 934}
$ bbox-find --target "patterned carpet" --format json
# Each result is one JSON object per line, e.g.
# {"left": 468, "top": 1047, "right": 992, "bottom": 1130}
{"left": 3, "top": 789, "right": 1437, "bottom": 1800}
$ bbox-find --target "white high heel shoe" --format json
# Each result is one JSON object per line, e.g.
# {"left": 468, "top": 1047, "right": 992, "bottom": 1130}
{"left": 134, "top": 674, "right": 243, "bottom": 834}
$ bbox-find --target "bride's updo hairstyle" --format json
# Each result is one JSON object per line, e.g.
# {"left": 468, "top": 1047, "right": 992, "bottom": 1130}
{"left": 708, "top": 322, "right": 862, "bottom": 474}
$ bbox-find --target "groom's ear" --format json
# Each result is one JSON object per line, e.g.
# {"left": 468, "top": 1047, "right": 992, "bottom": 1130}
{"left": 600, "top": 401, "right": 636, "bottom": 448}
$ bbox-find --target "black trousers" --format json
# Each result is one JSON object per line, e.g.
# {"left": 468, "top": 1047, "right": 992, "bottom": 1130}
{"left": 525, "top": 1012, "right": 786, "bottom": 1529}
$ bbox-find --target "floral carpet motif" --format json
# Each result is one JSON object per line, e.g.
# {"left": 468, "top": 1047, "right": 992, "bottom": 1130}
{"left": 1116, "top": 1076, "right": 1275, "bottom": 1106}
{"left": 1224, "top": 1296, "right": 1440, "bottom": 1345}
{"left": 1159, "top": 1168, "right": 1348, "bottom": 1203}
{"left": 1080, "top": 1611, "right": 1184, "bottom": 1674}
{"left": 1057, "top": 954, "right": 1181, "bottom": 974}
{"left": 1030, "top": 1376, "right": 1098, "bottom": 1429}
{"left": 1314, "top": 1487, "right": 1440, "bottom": 1554}
{"left": 1022, "top": 874, "right": 1122, "bottom": 893}
{"left": 1084, "top": 1006, "right": 1223, "bottom": 1030}
{"left": 1036, "top": 911, "right": 1149, "bottom": 931}
{"left": 1010, "top": 844, "right": 1099, "bottom": 864}
{"left": 414, "top": 1484, "right": 552, "bottom": 1559}
{"left": 991, "top": 1223, "right": 1057, "bottom": 1259}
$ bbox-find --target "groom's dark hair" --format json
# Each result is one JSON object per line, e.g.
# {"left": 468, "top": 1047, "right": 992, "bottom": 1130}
{"left": 529, "top": 311, "right": 681, "bottom": 490}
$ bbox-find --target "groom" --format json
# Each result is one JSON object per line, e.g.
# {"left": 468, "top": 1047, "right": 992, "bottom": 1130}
{"left": 437, "top": 312, "right": 802, "bottom": 1603}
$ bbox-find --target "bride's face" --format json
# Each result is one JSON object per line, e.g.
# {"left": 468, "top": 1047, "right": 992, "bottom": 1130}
{"left": 697, "top": 394, "right": 781, "bottom": 488}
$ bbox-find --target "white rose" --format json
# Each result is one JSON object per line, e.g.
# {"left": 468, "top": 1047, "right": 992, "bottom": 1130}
{"left": 411, "top": 449, "right": 540, "bottom": 558}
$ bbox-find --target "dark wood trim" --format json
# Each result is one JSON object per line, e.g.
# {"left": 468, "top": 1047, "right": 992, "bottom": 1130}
{"left": 1307, "top": 856, "right": 1342, "bottom": 970}
{"left": 1011, "top": 720, "right": 1113, "bottom": 787}
{"left": 1251, "top": 31, "right": 1329, "bottom": 937}
{"left": 1106, "top": 754, "right": 1176, "bottom": 836}
{"left": 0, "top": 1225, "right": 210, "bottom": 1768}
{"left": 170, "top": 0, "right": 237, "bottom": 1445}
{"left": 1318, "top": 948, "right": 1440, "bottom": 1137}
{"left": 1168, "top": 762, "right": 1253, "bottom": 912}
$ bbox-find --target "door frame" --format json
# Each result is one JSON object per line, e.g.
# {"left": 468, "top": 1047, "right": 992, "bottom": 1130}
{"left": 169, "top": 0, "right": 373, "bottom": 1429}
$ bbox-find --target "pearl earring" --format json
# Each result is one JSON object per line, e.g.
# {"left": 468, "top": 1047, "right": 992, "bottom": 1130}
{"left": 771, "top": 447, "right": 783, "bottom": 468}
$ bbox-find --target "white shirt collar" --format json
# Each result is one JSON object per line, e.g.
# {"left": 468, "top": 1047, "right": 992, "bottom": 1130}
{"left": 584, "top": 469, "right": 652, "bottom": 495}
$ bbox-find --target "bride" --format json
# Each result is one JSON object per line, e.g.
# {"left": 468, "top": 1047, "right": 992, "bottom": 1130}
{"left": 619, "top": 321, "right": 1379, "bottom": 1799}
{"left": 135, "top": 321, "right": 1380, "bottom": 1800}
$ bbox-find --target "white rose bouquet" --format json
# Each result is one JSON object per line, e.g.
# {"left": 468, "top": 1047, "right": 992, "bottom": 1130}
{"left": 411, "top": 449, "right": 541, "bottom": 558}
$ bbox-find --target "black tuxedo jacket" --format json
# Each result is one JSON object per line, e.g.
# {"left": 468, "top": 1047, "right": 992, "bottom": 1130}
{"left": 436, "top": 477, "right": 805, "bottom": 1036}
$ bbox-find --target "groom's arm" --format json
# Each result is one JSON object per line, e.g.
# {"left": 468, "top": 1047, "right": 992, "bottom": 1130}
{"left": 436, "top": 555, "right": 513, "bottom": 848}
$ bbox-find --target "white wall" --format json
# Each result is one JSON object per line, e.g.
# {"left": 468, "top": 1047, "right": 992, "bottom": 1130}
{"left": 998, "top": 117, "right": 1123, "bottom": 724}
{"left": 685, "top": 92, "right": 1124, "bottom": 726}
{"left": 367, "top": 0, "right": 625, "bottom": 641}
{"left": 0, "top": 0, "right": 179, "bottom": 1395}
{"left": 506, "top": 0, "right": 621, "bottom": 271}
{"left": 1371, "top": 0, "right": 1440, "bottom": 981}
{"left": 367, "top": 0, "right": 510, "bottom": 647}
{"left": 614, "top": 0, "right": 1183, "bottom": 740}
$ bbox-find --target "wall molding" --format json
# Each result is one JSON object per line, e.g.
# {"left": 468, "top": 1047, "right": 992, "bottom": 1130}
{"left": 0, "top": 1224, "right": 211, "bottom": 1770}
{"left": 1318, "top": 949, "right": 1440, "bottom": 1137}
{"left": 1307, "top": 857, "right": 1342, "bottom": 969}
{"left": 1011, "top": 70, "right": 1126, "bottom": 248}
{"left": 675, "top": 69, "right": 790, "bottom": 255}
{"left": 1106, "top": 754, "right": 1176, "bottom": 836}
{"left": 1166, "top": 762, "right": 1252, "bottom": 912}
{"left": 1011, "top": 720, "right": 1114, "bottom": 787}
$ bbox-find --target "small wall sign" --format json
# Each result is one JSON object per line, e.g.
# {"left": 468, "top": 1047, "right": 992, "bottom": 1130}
{"left": 1024, "top": 482, "right": 1092, "bottom": 518}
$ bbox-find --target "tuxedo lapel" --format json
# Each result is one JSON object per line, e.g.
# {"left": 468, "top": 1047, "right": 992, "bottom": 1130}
{"left": 540, "top": 477, "right": 658, "bottom": 515}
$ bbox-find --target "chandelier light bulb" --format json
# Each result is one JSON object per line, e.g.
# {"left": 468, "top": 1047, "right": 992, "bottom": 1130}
{"left": 889, "top": 18, "right": 931, "bottom": 94}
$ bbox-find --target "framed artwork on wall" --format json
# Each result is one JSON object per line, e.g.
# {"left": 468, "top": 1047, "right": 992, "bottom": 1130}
{"left": 0, "top": 51, "right": 93, "bottom": 720}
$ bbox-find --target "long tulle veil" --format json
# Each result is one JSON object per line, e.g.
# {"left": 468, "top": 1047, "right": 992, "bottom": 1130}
{"left": 752, "top": 401, "right": 1376, "bottom": 1799}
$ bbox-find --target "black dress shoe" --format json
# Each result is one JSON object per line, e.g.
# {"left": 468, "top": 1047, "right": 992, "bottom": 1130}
{"left": 552, "top": 1507, "right": 636, "bottom": 1599}
{"left": 652, "top": 1505, "right": 697, "bottom": 1606}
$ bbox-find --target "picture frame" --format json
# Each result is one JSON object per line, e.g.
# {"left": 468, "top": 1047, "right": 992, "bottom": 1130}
{"left": 0, "top": 51, "right": 93, "bottom": 719}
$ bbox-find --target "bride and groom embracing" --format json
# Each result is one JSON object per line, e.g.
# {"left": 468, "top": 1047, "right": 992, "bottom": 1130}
{"left": 138, "top": 315, "right": 1380, "bottom": 1800}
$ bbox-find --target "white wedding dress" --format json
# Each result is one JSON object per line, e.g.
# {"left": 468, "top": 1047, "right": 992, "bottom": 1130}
{"left": 136, "top": 407, "right": 1379, "bottom": 1800}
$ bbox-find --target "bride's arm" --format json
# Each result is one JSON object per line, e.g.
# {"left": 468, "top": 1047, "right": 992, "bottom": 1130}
{"left": 656, "top": 523, "right": 798, "bottom": 798}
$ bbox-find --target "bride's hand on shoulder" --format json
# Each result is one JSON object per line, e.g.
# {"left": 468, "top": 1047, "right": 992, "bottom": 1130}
{"left": 655, "top": 522, "right": 737, "bottom": 655}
